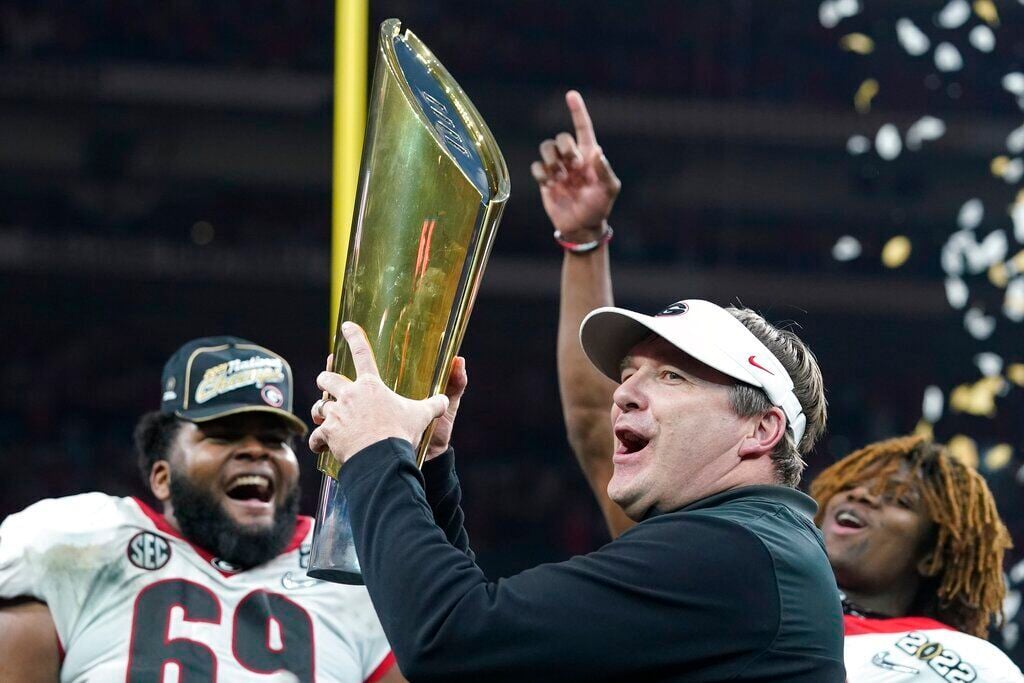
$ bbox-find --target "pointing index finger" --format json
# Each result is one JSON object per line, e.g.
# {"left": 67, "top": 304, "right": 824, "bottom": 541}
{"left": 566, "top": 90, "right": 597, "bottom": 150}
{"left": 342, "top": 321, "right": 381, "bottom": 379}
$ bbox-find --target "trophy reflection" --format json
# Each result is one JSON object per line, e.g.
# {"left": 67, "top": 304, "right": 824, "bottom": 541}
{"left": 307, "top": 19, "right": 509, "bottom": 584}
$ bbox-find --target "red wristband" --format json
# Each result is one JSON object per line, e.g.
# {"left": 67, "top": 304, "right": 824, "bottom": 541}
{"left": 554, "top": 224, "right": 613, "bottom": 254}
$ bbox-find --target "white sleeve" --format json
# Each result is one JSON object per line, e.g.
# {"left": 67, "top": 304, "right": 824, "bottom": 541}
{"left": 973, "top": 639, "right": 1024, "bottom": 682}
{"left": 347, "top": 589, "right": 395, "bottom": 682}
{"left": 0, "top": 493, "right": 126, "bottom": 602}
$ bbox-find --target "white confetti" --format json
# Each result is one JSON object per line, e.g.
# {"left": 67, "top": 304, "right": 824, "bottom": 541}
{"left": 938, "top": 0, "right": 971, "bottom": 29}
{"left": 1004, "top": 73, "right": 1024, "bottom": 96}
{"left": 905, "top": 116, "right": 945, "bottom": 150}
{"left": 965, "top": 307, "right": 997, "bottom": 339}
{"left": 832, "top": 235, "right": 862, "bottom": 261}
{"left": 819, "top": 0, "right": 860, "bottom": 28}
{"left": 896, "top": 19, "right": 930, "bottom": 57}
{"left": 1007, "top": 124, "right": 1024, "bottom": 154}
{"left": 945, "top": 276, "right": 969, "bottom": 309}
{"left": 876, "top": 124, "right": 902, "bottom": 160}
{"left": 975, "top": 352, "right": 1004, "bottom": 377}
{"left": 1001, "top": 158, "right": 1024, "bottom": 184}
{"left": 934, "top": 43, "right": 964, "bottom": 72}
{"left": 969, "top": 25, "right": 996, "bottom": 52}
{"left": 1006, "top": 278, "right": 1024, "bottom": 322}
{"left": 971, "top": 230, "right": 1008, "bottom": 273}
{"left": 957, "top": 198, "right": 984, "bottom": 230}
{"left": 819, "top": 2, "right": 840, "bottom": 28}
{"left": 1013, "top": 202, "right": 1024, "bottom": 243}
{"left": 847, "top": 135, "right": 871, "bottom": 155}
{"left": 922, "top": 385, "right": 944, "bottom": 422}
{"left": 942, "top": 230, "right": 972, "bottom": 276}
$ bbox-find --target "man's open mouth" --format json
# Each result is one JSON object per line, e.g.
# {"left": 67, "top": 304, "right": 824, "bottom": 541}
{"left": 225, "top": 474, "right": 274, "bottom": 503}
{"left": 615, "top": 427, "right": 651, "bottom": 454}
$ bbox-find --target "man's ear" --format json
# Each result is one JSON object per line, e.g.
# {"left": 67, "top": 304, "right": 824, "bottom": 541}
{"left": 737, "top": 406, "right": 786, "bottom": 460}
{"left": 150, "top": 460, "right": 172, "bottom": 503}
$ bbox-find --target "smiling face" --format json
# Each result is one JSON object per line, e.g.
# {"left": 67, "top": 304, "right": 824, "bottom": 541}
{"left": 609, "top": 336, "right": 756, "bottom": 518}
{"left": 164, "top": 412, "right": 300, "bottom": 529}
{"left": 820, "top": 472, "right": 935, "bottom": 602}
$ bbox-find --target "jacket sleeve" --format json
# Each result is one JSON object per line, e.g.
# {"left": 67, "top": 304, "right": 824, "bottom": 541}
{"left": 337, "top": 438, "right": 781, "bottom": 683}
{"left": 419, "top": 449, "right": 473, "bottom": 559}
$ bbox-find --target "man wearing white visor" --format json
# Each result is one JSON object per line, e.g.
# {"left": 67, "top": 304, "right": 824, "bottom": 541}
{"left": 307, "top": 91, "right": 844, "bottom": 681}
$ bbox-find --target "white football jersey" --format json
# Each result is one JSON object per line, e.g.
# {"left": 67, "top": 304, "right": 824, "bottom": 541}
{"left": 844, "top": 614, "right": 1023, "bottom": 682}
{"left": 0, "top": 493, "right": 395, "bottom": 683}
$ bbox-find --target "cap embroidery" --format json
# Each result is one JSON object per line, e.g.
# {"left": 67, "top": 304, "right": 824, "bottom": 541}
{"left": 194, "top": 355, "right": 285, "bottom": 404}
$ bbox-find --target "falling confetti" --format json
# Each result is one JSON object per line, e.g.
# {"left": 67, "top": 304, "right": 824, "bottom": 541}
{"left": 945, "top": 276, "right": 969, "bottom": 308}
{"left": 934, "top": 42, "right": 964, "bottom": 72}
{"left": 938, "top": 0, "right": 972, "bottom": 29}
{"left": 875, "top": 123, "right": 902, "bottom": 160}
{"left": 1006, "top": 278, "right": 1024, "bottom": 321}
{"left": 881, "top": 235, "right": 911, "bottom": 267}
{"left": 973, "top": 0, "right": 1000, "bottom": 26}
{"left": 905, "top": 116, "right": 946, "bottom": 150}
{"left": 964, "top": 306, "right": 997, "bottom": 339}
{"left": 948, "top": 434, "right": 980, "bottom": 468}
{"left": 975, "top": 351, "right": 1004, "bottom": 376}
{"left": 846, "top": 134, "right": 871, "bottom": 155}
{"left": 854, "top": 78, "right": 879, "bottom": 113}
{"left": 992, "top": 155, "right": 1024, "bottom": 183}
{"left": 841, "top": 33, "right": 874, "bottom": 54}
{"left": 1008, "top": 363, "right": 1024, "bottom": 386}
{"left": 832, "top": 235, "right": 862, "bottom": 261}
{"left": 950, "top": 377, "right": 1004, "bottom": 416}
{"left": 896, "top": 18, "right": 930, "bottom": 56}
{"left": 1007, "top": 124, "right": 1024, "bottom": 154}
{"left": 1003, "top": 72, "right": 1024, "bottom": 96}
{"left": 969, "top": 24, "right": 996, "bottom": 52}
{"left": 922, "top": 385, "right": 944, "bottom": 422}
{"left": 957, "top": 198, "right": 984, "bottom": 230}
{"left": 819, "top": 0, "right": 862, "bottom": 28}
{"left": 985, "top": 444, "right": 1013, "bottom": 471}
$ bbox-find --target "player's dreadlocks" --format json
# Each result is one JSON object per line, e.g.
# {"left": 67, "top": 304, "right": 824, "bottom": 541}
{"left": 810, "top": 435, "right": 1011, "bottom": 638}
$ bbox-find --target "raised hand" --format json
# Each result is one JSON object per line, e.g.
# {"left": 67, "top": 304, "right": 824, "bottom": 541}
{"left": 309, "top": 322, "right": 449, "bottom": 465}
{"left": 531, "top": 90, "right": 621, "bottom": 240}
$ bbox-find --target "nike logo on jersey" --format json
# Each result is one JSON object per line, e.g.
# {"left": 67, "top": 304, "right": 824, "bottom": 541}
{"left": 281, "top": 571, "right": 322, "bottom": 590}
{"left": 871, "top": 650, "right": 920, "bottom": 674}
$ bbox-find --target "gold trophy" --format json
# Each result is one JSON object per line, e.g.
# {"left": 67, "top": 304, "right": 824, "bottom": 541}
{"left": 307, "top": 19, "right": 509, "bottom": 584}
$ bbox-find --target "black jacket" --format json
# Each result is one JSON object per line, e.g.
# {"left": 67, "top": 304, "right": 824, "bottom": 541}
{"left": 338, "top": 438, "right": 845, "bottom": 682}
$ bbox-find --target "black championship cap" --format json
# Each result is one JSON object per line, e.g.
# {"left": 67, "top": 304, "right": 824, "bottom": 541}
{"left": 160, "top": 336, "right": 306, "bottom": 435}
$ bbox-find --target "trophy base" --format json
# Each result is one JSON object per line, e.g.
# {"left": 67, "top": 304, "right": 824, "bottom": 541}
{"left": 307, "top": 567, "right": 364, "bottom": 585}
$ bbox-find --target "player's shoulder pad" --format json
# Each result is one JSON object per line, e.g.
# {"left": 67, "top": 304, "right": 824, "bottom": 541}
{"left": 1, "top": 492, "right": 137, "bottom": 551}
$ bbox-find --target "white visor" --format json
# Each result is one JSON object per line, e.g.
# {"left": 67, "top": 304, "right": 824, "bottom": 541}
{"left": 579, "top": 299, "right": 806, "bottom": 445}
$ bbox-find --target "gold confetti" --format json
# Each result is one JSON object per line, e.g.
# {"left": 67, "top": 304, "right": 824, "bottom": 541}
{"left": 949, "top": 376, "right": 1004, "bottom": 417}
{"left": 984, "top": 444, "right": 1013, "bottom": 470}
{"left": 973, "top": 0, "right": 1000, "bottom": 27}
{"left": 991, "top": 155, "right": 1010, "bottom": 177}
{"left": 989, "top": 263, "right": 1009, "bottom": 288}
{"left": 948, "top": 435, "right": 979, "bottom": 469}
{"left": 854, "top": 78, "right": 879, "bottom": 114}
{"left": 1011, "top": 249, "right": 1024, "bottom": 272}
{"left": 914, "top": 420, "right": 934, "bottom": 441}
{"left": 841, "top": 33, "right": 875, "bottom": 55}
{"left": 1008, "top": 363, "right": 1024, "bottom": 386}
{"left": 881, "top": 236, "right": 912, "bottom": 268}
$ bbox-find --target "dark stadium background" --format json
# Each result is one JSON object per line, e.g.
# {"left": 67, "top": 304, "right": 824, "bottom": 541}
{"left": 3, "top": 0, "right": 1024, "bottom": 658}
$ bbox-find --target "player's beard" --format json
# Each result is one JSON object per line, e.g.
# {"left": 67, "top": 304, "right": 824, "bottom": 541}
{"left": 168, "top": 470, "right": 301, "bottom": 569}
